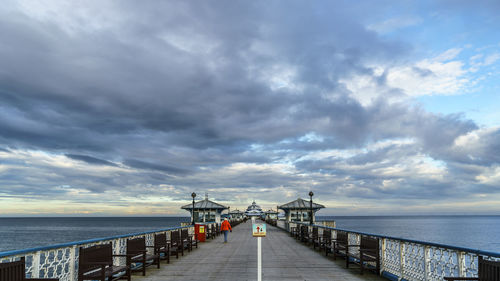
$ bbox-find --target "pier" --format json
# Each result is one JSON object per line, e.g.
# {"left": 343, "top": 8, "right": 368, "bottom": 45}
{"left": 1, "top": 218, "right": 500, "bottom": 281}
{"left": 2, "top": 195, "right": 500, "bottom": 281}
{"left": 131, "top": 220, "right": 384, "bottom": 281}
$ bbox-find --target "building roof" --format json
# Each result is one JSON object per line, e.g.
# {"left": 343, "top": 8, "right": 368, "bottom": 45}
{"left": 265, "top": 210, "right": 278, "bottom": 214}
{"left": 246, "top": 201, "right": 262, "bottom": 211}
{"left": 181, "top": 198, "right": 228, "bottom": 210}
{"left": 277, "top": 198, "right": 325, "bottom": 211}
{"left": 229, "top": 210, "right": 244, "bottom": 214}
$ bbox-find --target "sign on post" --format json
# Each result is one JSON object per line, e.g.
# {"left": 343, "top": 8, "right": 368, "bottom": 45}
{"left": 252, "top": 223, "right": 266, "bottom": 281}
{"left": 252, "top": 223, "right": 266, "bottom": 237}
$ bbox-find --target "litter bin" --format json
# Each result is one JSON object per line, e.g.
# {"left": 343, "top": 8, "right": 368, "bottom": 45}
{"left": 195, "top": 223, "right": 206, "bottom": 242}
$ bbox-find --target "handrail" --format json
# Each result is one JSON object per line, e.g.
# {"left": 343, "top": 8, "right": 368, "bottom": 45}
{"left": 0, "top": 223, "right": 210, "bottom": 281}
{"left": 0, "top": 225, "right": 191, "bottom": 258}
{"left": 288, "top": 221, "right": 500, "bottom": 280}
{"left": 295, "top": 222, "right": 500, "bottom": 258}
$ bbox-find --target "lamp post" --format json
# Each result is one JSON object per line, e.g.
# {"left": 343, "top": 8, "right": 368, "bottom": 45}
{"left": 191, "top": 192, "right": 196, "bottom": 225}
{"left": 309, "top": 191, "right": 314, "bottom": 225}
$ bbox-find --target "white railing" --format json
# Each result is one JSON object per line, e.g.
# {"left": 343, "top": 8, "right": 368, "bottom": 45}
{"left": 0, "top": 224, "right": 210, "bottom": 281}
{"left": 280, "top": 222, "right": 500, "bottom": 281}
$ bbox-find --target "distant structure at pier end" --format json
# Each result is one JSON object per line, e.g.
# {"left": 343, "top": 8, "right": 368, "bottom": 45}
{"left": 245, "top": 201, "right": 264, "bottom": 217}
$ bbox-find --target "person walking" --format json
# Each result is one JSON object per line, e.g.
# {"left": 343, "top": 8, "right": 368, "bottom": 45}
{"left": 221, "top": 218, "right": 232, "bottom": 243}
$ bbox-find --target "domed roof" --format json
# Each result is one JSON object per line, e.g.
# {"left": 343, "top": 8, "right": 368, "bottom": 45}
{"left": 245, "top": 201, "right": 264, "bottom": 216}
{"left": 246, "top": 201, "right": 262, "bottom": 211}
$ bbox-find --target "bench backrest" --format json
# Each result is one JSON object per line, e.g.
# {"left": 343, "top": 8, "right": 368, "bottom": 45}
{"left": 300, "top": 225, "right": 308, "bottom": 235}
{"left": 154, "top": 233, "right": 167, "bottom": 248}
{"left": 323, "top": 229, "right": 331, "bottom": 240}
{"left": 181, "top": 229, "right": 188, "bottom": 239}
{"left": 127, "top": 237, "right": 146, "bottom": 255}
{"left": 312, "top": 227, "right": 318, "bottom": 238}
{"left": 0, "top": 257, "right": 26, "bottom": 281}
{"left": 361, "top": 236, "right": 379, "bottom": 252}
{"left": 171, "top": 230, "right": 180, "bottom": 243}
{"left": 79, "top": 243, "right": 113, "bottom": 274}
{"left": 337, "top": 231, "right": 348, "bottom": 243}
{"left": 479, "top": 256, "right": 500, "bottom": 281}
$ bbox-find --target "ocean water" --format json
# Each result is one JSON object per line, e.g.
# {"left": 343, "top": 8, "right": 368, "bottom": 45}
{"left": 0, "top": 216, "right": 499, "bottom": 253}
{"left": 0, "top": 217, "right": 189, "bottom": 253}
{"left": 319, "top": 215, "right": 500, "bottom": 253}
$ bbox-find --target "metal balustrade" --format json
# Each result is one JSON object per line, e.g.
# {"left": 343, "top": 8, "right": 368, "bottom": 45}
{"left": 0, "top": 224, "right": 210, "bottom": 281}
{"left": 3, "top": 220, "right": 499, "bottom": 281}
{"left": 278, "top": 221, "right": 500, "bottom": 281}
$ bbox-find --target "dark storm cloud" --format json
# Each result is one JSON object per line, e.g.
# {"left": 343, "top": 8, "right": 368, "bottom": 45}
{"left": 65, "top": 154, "right": 118, "bottom": 167}
{"left": 446, "top": 128, "right": 500, "bottom": 166}
{"left": 123, "top": 159, "right": 189, "bottom": 175}
{"left": 0, "top": 1, "right": 408, "bottom": 154}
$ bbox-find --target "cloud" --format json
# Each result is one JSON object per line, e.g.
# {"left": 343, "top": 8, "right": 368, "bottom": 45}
{"left": 0, "top": 1, "right": 499, "bottom": 215}
{"left": 368, "top": 16, "right": 423, "bottom": 33}
{"left": 123, "top": 159, "right": 189, "bottom": 175}
{"left": 65, "top": 154, "right": 118, "bottom": 167}
{"left": 386, "top": 49, "right": 468, "bottom": 97}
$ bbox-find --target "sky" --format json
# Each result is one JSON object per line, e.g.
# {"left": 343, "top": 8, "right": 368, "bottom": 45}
{"left": 1, "top": 0, "right": 500, "bottom": 216}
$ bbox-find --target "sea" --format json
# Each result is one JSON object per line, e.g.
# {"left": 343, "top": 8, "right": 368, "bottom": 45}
{"left": 0, "top": 216, "right": 499, "bottom": 253}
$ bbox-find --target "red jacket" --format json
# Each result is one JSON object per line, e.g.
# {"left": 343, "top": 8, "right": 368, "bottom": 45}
{"left": 221, "top": 220, "right": 232, "bottom": 231}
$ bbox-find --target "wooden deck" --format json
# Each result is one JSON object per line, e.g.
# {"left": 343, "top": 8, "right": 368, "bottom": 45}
{"left": 133, "top": 220, "right": 386, "bottom": 281}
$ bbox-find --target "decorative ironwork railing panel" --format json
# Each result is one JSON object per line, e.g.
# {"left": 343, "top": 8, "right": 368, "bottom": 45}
{"left": 294, "top": 222, "right": 500, "bottom": 281}
{"left": 383, "top": 238, "right": 401, "bottom": 276}
{"left": 0, "top": 225, "right": 196, "bottom": 281}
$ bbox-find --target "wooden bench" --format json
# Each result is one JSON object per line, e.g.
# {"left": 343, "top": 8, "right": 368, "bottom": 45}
{"left": 444, "top": 256, "right": 500, "bottom": 281}
{"left": 126, "top": 237, "right": 160, "bottom": 276}
{"left": 321, "top": 229, "right": 332, "bottom": 256}
{"left": 290, "top": 226, "right": 298, "bottom": 238}
{"left": 311, "top": 227, "right": 321, "bottom": 249}
{"left": 346, "top": 236, "right": 380, "bottom": 275}
{"left": 153, "top": 233, "right": 170, "bottom": 264}
{"left": 216, "top": 223, "right": 221, "bottom": 236}
{"left": 78, "top": 243, "right": 130, "bottom": 281}
{"left": 333, "top": 231, "right": 349, "bottom": 263}
{"left": 181, "top": 229, "right": 197, "bottom": 251}
{"left": 170, "top": 230, "right": 184, "bottom": 257}
{"left": 300, "top": 225, "right": 310, "bottom": 244}
{"left": 0, "top": 257, "right": 59, "bottom": 281}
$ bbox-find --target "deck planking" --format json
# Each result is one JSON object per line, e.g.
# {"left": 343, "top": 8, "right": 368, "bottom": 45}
{"left": 132, "top": 221, "right": 386, "bottom": 281}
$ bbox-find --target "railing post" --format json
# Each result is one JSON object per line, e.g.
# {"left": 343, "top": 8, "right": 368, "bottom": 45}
{"left": 424, "top": 245, "right": 430, "bottom": 281}
{"left": 69, "top": 245, "right": 77, "bottom": 281}
{"left": 381, "top": 238, "right": 386, "bottom": 275}
{"left": 458, "top": 251, "right": 466, "bottom": 277}
{"left": 115, "top": 238, "right": 125, "bottom": 266}
{"left": 400, "top": 241, "right": 405, "bottom": 281}
{"left": 32, "top": 251, "right": 41, "bottom": 278}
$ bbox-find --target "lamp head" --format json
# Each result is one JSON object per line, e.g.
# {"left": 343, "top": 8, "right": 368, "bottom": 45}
{"left": 309, "top": 191, "right": 314, "bottom": 197}
{"left": 191, "top": 192, "right": 196, "bottom": 198}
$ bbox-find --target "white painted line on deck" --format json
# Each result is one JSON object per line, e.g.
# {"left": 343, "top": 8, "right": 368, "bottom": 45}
{"left": 258, "top": 236, "right": 262, "bottom": 281}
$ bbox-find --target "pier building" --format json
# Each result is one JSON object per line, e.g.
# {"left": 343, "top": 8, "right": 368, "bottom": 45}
{"left": 245, "top": 201, "right": 264, "bottom": 217}
{"left": 264, "top": 209, "right": 278, "bottom": 220}
{"left": 228, "top": 209, "right": 245, "bottom": 221}
{"left": 278, "top": 197, "right": 325, "bottom": 223}
{"left": 181, "top": 194, "right": 227, "bottom": 223}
